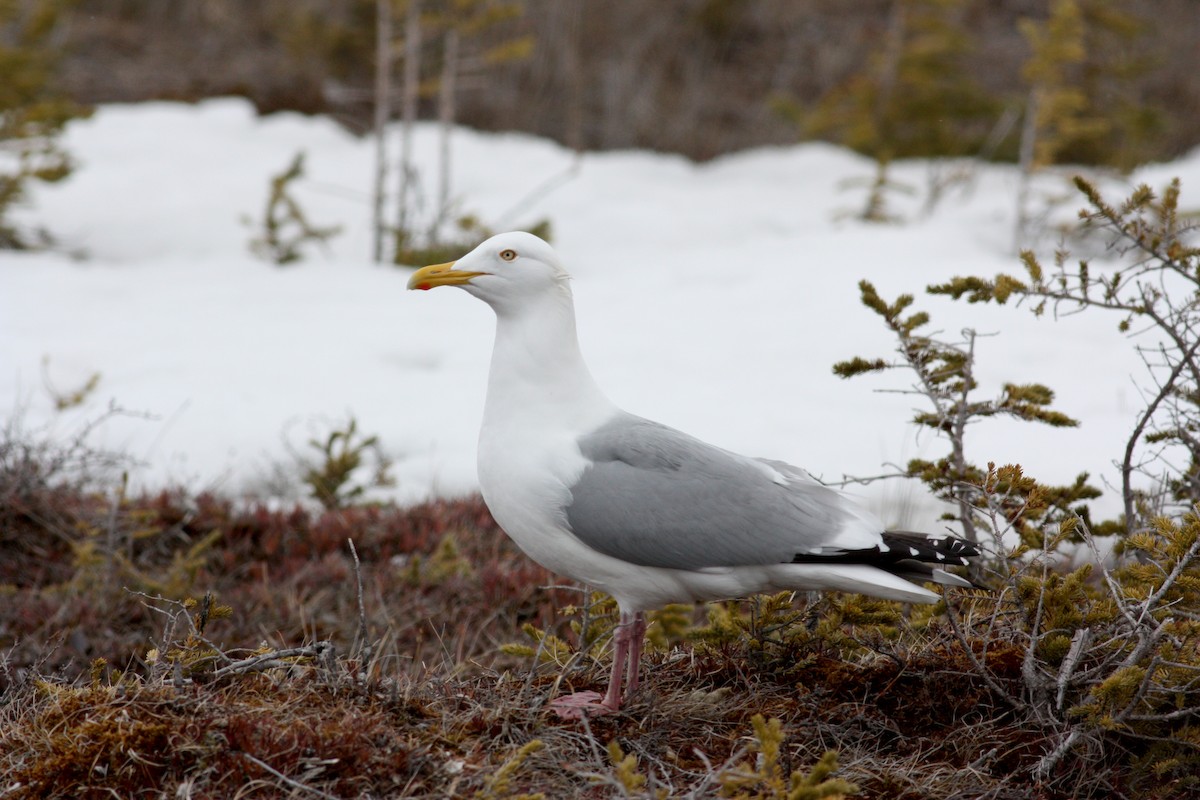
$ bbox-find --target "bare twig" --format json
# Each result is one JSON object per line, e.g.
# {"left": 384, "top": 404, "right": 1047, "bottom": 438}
{"left": 1121, "top": 338, "right": 1200, "bottom": 528}
{"left": 239, "top": 752, "right": 341, "bottom": 800}
{"left": 943, "top": 593, "right": 1024, "bottom": 710}
{"left": 1020, "top": 562, "right": 1049, "bottom": 711}
{"left": 212, "top": 643, "right": 334, "bottom": 680}
{"left": 1034, "top": 726, "right": 1085, "bottom": 783}
{"left": 1055, "top": 627, "right": 1093, "bottom": 712}
{"left": 346, "top": 538, "right": 373, "bottom": 671}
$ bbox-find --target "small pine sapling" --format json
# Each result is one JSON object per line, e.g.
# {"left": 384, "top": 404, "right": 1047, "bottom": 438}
{"left": 137, "top": 591, "right": 234, "bottom": 683}
{"left": 248, "top": 151, "right": 342, "bottom": 265}
{"left": 0, "top": 1, "right": 90, "bottom": 249}
{"left": 784, "top": 0, "right": 994, "bottom": 222}
{"left": 403, "top": 532, "right": 475, "bottom": 586}
{"left": 501, "top": 591, "right": 693, "bottom": 701}
{"left": 930, "top": 176, "right": 1200, "bottom": 531}
{"left": 301, "top": 417, "right": 395, "bottom": 510}
{"left": 473, "top": 739, "right": 546, "bottom": 800}
{"left": 832, "top": 280, "right": 1096, "bottom": 547}
{"left": 718, "top": 715, "right": 856, "bottom": 800}
{"left": 602, "top": 740, "right": 660, "bottom": 798}
{"left": 692, "top": 590, "right": 903, "bottom": 676}
{"left": 1014, "top": 0, "right": 1096, "bottom": 249}
{"left": 643, "top": 603, "right": 694, "bottom": 651}
{"left": 835, "top": 158, "right": 915, "bottom": 224}
{"left": 1012, "top": 0, "right": 1147, "bottom": 247}
{"left": 502, "top": 590, "right": 616, "bottom": 669}
{"left": 836, "top": 203, "right": 1200, "bottom": 787}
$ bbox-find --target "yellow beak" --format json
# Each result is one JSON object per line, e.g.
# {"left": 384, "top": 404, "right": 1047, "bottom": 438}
{"left": 407, "top": 261, "right": 484, "bottom": 291}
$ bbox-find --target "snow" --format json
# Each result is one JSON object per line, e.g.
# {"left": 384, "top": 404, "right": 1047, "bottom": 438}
{"left": 3, "top": 98, "right": 1198, "bottom": 525}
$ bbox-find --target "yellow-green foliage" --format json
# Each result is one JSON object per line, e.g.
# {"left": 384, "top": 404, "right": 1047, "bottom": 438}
{"left": 720, "top": 715, "right": 857, "bottom": 800}
{"left": 52, "top": 371, "right": 100, "bottom": 410}
{"left": 301, "top": 417, "right": 395, "bottom": 510}
{"left": 499, "top": 622, "right": 575, "bottom": 665}
{"left": 597, "top": 718, "right": 856, "bottom": 800}
{"left": 797, "top": 0, "right": 994, "bottom": 161}
{"left": 605, "top": 741, "right": 654, "bottom": 797}
{"left": 1117, "top": 514, "right": 1200, "bottom": 607}
{"left": 68, "top": 521, "right": 221, "bottom": 600}
{"left": 929, "top": 177, "right": 1200, "bottom": 533}
{"left": 502, "top": 591, "right": 620, "bottom": 663}
{"left": 41, "top": 357, "right": 101, "bottom": 411}
{"left": 158, "top": 633, "right": 224, "bottom": 680}
{"left": 1019, "top": 0, "right": 1154, "bottom": 169}
{"left": 920, "top": 458, "right": 1097, "bottom": 550}
{"left": 835, "top": 285, "right": 1086, "bottom": 532}
{"left": 0, "top": 0, "right": 89, "bottom": 249}
{"left": 1015, "top": 564, "right": 1108, "bottom": 665}
{"left": 1006, "top": 511, "right": 1200, "bottom": 777}
{"left": 148, "top": 594, "right": 235, "bottom": 680}
{"left": 248, "top": 150, "right": 341, "bottom": 265}
{"left": 646, "top": 603, "right": 694, "bottom": 650}
{"left": 831, "top": 168, "right": 1200, "bottom": 790}
{"left": 692, "top": 591, "right": 902, "bottom": 670}
{"left": 474, "top": 740, "right": 545, "bottom": 800}
{"left": 693, "top": 592, "right": 807, "bottom": 653}
{"left": 1076, "top": 665, "right": 1146, "bottom": 728}
{"left": 502, "top": 596, "right": 693, "bottom": 669}
{"left": 1129, "top": 725, "right": 1200, "bottom": 798}
{"left": 1019, "top": 0, "right": 1108, "bottom": 169}
{"left": 566, "top": 591, "right": 619, "bottom": 654}
{"left": 405, "top": 533, "right": 476, "bottom": 586}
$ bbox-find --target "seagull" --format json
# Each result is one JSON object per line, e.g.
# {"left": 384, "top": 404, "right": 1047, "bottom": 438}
{"left": 408, "top": 231, "right": 979, "bottom": 716}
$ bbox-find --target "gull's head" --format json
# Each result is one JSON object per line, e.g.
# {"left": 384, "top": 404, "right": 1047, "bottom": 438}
{"left": 407, "top": 232, "right": 570, "bottom": 311}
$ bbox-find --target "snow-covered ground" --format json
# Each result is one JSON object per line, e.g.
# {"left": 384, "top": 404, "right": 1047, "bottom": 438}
{"left": 4, "top": 99, "right": 1199, "bottom": 525}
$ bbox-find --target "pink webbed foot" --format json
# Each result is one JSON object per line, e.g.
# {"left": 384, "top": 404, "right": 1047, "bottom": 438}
{"left": 546, "top": 610, "right": 646, "bottom": 719}
{"left": 548, "top": 691, "right": 618, "bottom": 719}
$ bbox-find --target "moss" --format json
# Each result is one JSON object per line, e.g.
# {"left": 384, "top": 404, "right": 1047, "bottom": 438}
{"left": 4, "top": 435, "right": 1200, "bottom": 798}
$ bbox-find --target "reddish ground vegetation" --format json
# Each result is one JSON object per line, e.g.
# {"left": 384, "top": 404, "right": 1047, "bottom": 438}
{"left": 0, "top": 483, "right": 1192, "bottom": 798}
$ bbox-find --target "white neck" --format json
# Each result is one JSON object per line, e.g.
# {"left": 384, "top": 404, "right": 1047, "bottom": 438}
{"left": 482, "top": 285, "right": 615, "bottom": 433}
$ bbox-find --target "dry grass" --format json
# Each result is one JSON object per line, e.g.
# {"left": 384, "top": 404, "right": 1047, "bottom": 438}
{"left": 0, "top": 470, "right": 1189, "bottom": 798}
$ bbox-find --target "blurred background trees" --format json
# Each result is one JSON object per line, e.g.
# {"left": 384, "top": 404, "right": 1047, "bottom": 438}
{"left": 6, "top": 0, "right": 1200, "bottom": 252}
{"left": 26, "top": 0, "right": 1200, "bottom": 167}
{"left": 0, "top": 0, "right": 88, "bottom": 248}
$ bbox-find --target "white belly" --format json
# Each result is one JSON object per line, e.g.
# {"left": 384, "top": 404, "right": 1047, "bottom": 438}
{"left": 476, "top": 415, "right": 941, "bottom": 611}
{"left": 478, "top": 427, "right": 590, "bottom": 575}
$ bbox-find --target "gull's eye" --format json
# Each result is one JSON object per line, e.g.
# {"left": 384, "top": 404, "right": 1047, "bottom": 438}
{"left": 499, "top": 249, "right": 517, "bottom": 262}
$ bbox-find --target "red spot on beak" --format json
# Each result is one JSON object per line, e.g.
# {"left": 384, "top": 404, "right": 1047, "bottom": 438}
{"left": 416, "top": 283, "right": 431, "bottom": 291}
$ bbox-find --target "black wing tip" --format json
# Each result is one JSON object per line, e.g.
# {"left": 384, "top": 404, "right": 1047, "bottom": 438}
{"left": 791, "top": 530, "right": 981, "bottom": 568}
{"left": 882, "top": 530, "right": 980, "bottom": 563}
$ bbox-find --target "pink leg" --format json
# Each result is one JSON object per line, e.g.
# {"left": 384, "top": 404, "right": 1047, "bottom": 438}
{"left": 549, "top": 610, "right": 640, "bottom": 719}
{"left": 601, "top": 610, "right": 635, "bottom": 710}
{"left": 624, "top": 612, "right": 647, "bottom": 696}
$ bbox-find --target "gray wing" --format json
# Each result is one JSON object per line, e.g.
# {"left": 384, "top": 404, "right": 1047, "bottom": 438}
{"left": 564, "top": 412, "right": 857, "bottom": 570}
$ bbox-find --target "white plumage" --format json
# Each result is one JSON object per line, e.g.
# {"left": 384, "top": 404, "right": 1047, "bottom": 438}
{"left": 408, "top": 232, "right": 978, "bottom": 715}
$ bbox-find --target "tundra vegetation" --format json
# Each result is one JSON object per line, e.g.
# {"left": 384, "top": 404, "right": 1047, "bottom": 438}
{"left": 4, "top": 179, "right": 1200, "bottom": 798}
{"left": 5, "top": 2, "right": 1200, "bottom": 797}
